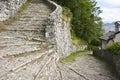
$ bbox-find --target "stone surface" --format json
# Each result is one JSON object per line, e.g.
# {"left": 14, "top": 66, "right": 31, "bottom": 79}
{"left": 0, "top": 0, "right": 119, "bottom": 80}
{"left": 0, "top": 0, "right": 27, "bottom": 21}
{"left": 45, "top": 0, "right": 87, "bottom": 57}
{"left": 94, "top": 50, "right": 120, "bottom": 77}
{"left": 0, "top": 0, "right": 60, "bottom": 80}
{"left": 59, "top": 53, "right": 119, "bottom": 80}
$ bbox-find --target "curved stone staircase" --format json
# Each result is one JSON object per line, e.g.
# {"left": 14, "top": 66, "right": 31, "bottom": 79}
{"left": 0, "top": 0, "right": 59, "bottom": 80}
{"left": 1, "top": 0, "right": 119, "bottom": 80}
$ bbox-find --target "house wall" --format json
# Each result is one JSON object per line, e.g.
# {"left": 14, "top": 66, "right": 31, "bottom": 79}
{"left": 102, "top": 40, "right": 114, "bottom": 49}
{"left": 102, "top": 41, "right": 107, "bottom": 49}
{"left": 107, "top": 40, "right": 113, "bottom": 46}
{"left": 114, "top": 33, "right": 120, "bottom": 42}
{"left": 115, "top": 25, "right": 120, "bottom": 32}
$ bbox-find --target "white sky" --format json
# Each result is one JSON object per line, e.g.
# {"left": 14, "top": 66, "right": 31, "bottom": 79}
{"left": 96, "top": 0, "right": 120, "bottom": 23}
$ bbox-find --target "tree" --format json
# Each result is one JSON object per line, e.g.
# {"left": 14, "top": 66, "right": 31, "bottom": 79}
{"left": 53, "top": 0, "right": 103, "bottom": 45}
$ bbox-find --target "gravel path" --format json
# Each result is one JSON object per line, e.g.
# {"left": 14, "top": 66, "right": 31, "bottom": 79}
{"left": 58, "top": 53, "right": 119, "bottom": 80}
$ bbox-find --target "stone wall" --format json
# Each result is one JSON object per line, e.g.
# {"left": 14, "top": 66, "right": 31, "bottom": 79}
{"left": 0, "top": 0, "right": 27, "bottom": 21}
{"left": 45, "top": 0, "right": 87, "bottom": 57}
{"left": 93, "top": 50, "right": 120, "bottom": 77}
{"left": 0, "top": 0, "right": 87, "bottom": 57}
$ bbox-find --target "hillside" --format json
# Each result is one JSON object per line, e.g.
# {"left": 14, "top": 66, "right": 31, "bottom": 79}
{"left": 103, "top": 22, "right": 115, "bottom": 33}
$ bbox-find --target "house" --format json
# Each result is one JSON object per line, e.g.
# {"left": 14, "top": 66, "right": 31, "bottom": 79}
{"left": 100, "top": 21, "right": 120, "bottom": 49}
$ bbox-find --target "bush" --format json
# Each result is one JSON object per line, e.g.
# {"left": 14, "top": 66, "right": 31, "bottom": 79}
{"left": 62, "top": 7, "right": 73, "bottom": 19}
{"left": 107, "top": 42, "right": 120, "bottom": 55}
{"left": 87, "top": 45, "right": 99, "bottom": 51}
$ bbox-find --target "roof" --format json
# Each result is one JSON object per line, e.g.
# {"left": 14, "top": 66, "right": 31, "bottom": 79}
{"left": 100, "top": 31, "right": 115, "bottom": 40}
{"left": 115, "top": 21, "right": 120, "bottom": 25}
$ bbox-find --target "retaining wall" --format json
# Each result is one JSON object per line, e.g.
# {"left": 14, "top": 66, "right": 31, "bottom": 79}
{"left": 45, "top": 0, "right": 87, "bottom": 57}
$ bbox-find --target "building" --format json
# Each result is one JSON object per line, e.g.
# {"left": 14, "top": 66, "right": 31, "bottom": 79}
{"left": 100, "top": 21, "right": 120, "bottom": 49}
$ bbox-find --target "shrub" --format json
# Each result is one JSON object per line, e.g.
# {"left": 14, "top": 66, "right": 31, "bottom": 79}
{"left": 87, "top": 45, "right": 99, "bottom": 51}
{"left": 107, "top": 42, "right": 120, "bottom": 55}
{"left": 62, "top": 7, "right": 72, "bottom": 19}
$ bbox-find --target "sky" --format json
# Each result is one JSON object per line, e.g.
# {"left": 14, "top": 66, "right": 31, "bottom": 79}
{"left": 96, "top": 0, "right": 120, "bottom": 23}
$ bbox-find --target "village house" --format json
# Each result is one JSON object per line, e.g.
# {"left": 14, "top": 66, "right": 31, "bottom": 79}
{"left": 100, "top": 21, "right": 120, "bottom": 49}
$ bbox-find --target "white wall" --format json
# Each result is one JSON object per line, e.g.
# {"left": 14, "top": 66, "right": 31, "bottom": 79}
{"left": 114, "top": 33, "right": 120, "bottom": 42}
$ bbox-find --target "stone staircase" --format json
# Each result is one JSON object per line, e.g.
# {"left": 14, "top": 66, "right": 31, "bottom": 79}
{"left": 0, "top": 0, "right": 58, "bottom": 80}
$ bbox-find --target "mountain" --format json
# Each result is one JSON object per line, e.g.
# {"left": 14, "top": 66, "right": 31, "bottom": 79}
{"left": 103, "top": 22, "right": 115, "bottom": 33}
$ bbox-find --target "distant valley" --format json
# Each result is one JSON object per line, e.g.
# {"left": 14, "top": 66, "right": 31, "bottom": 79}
{"left": 103, "top": 22, "right": 115, "bottom": 33}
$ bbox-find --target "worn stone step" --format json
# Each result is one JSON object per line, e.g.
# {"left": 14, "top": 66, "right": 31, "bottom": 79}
{"left": 23, "top": 10, "right": 51, "bottom": 13}
{"left": 0, "top": 0, "right": 53, "bottom": 79}
{"left": 0, "top": 30, "right": 45, "bottom": 37}
{"left": 3, "top": 26, "right": 45, "bottom": 31}
{"left": 18, "top": 17, "right": 47, "bottom": 21}
{"left": 0, "top": 44, "right": 44, "bottom": 56}
{"left": 0, "top": 49, "right": 54, "bottom": 79}
{"left": 0, "top": 37, "right": 46, "bottom": 45}
{"left": 20, "top": 15, "right": 48, "bottom": 19}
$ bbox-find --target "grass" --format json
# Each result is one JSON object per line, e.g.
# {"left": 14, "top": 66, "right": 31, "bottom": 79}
{"left": 71, "top": 30, "right": 87, "bottom": 45}
{"left": 0, "top": 0, "right": 31, "bottom": 29}
{"left": 72, "top": 36, "right": 87, "bottom": 45}
{"left": 60, "top": 50, "right": 88, "bottom": 63}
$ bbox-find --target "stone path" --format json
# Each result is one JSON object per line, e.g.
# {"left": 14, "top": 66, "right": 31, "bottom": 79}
{"left": 0, "top": 0, "right": 58, "bottom": 80}
{"left": 58, "top": 53, "right": 119, "bottom": 80}
{"left": 0, "top": 0, "right": 119, "bottom": 80}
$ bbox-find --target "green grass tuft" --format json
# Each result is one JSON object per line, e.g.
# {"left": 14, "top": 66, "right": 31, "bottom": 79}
{"left": 60, "top": 50, "right": 88, "bottom": 63}
{"left": 0, "top": 0, "right": 31, "bottom": 29}
{"left": 71, "top": 30, "right": 87, "bottom": 45}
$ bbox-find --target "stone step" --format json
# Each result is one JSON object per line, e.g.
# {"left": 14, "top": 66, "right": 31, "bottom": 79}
{"left": 0, "top": 38, "right": 46, "bottom": 45}
{"left": 0, "top": 30, "right": 45, "bottom": 36}
{"left": 0, "top": 49, "right": 54, "bottom": 79}
{"left": 20, "top": 14, "right": 48, "bottom": 18}
{"left": 3, "top": 26, "right": 45, "bottom": 31}
{"left": 22, "top": 9, "right": 51, "bottom": 13}
{"left": 0, "top": 0, "right": 53, "bottom": 79}
{"left": 0, "top": 44, "right": 44, "bottom": 56}
{"left": 18, "top": 17, "right": 47, "bottom": 21}
{"left": 0, "top": 36, "right": 46, "bottom": 45}
{"left": 23, "top": 10, "right": 51, "bottom": 14}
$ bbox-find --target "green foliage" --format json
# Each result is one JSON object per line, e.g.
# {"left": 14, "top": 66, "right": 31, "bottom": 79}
{"left": 87, "top": 45, "right": 99, "bottom": 51}
{"left": 90, "top": 38, "right": 101, "bottom": 46}
{"left": 60, "top": 50, "right": 88, "bottom": 63}
{"left": 107, "top": 42, "right": 120, "bottom": 55}
{"left": 62, "top": 7, "right": 72, "bottom": 19}
{"left": 71, "top": 30, "right": 87, "bottom": 45}
{"left": 53, "top": 0, "right": 103, "bottom": 45}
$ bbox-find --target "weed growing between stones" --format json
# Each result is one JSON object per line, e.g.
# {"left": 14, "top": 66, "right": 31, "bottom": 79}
{"left": 0, "top": 0, "right": 31, "bottom": 27}
{"left": 0, "top": 21, "right": 4, "bottom": 31}
{"left": 59, "top": 50, "right": 88, "bottom": 63}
